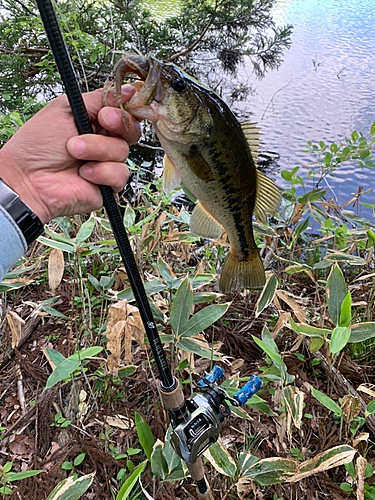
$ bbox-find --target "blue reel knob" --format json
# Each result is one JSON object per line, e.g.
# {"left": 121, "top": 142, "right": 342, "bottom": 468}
{"left": 198, "top": 365, "right": 225, "bottom": 386}
{"left": 233, "top": 375, "right": 263, "bottom": 406}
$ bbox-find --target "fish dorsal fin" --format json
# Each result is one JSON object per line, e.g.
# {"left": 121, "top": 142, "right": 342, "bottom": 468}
{"left": 162, "top": 155, "right": 182, "bottom": 193}
{"left": 190, "top": 201, "right": 223, "bottom": 240}
{"left": 240, "top": 120, "right": 261, "bottom": 163}
{"left": 254, "top": 170, "right": 282, "bottom": 223}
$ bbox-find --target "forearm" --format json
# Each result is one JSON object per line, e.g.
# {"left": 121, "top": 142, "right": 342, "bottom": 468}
{"left": 0, "top": 205, "right": 27, "bottom": 283}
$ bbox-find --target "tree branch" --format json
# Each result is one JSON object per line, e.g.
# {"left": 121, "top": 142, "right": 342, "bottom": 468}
{"left": 166, "top": 18, "right": 214, "bottom": 63}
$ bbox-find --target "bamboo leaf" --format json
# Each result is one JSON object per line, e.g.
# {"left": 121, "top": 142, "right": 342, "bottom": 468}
{"left": 179, "top": 303, "right": 229, "bottom": 338}
{"left": 311, "top": 388, "right": 342, "bottom": 416}
{"left": 255, "top": 273, "right": 278, "bottom": 317}
{"left": 204, "top": 440, "right": 237, "bottom": 477}
{"left": 330, "top": 326, "right": 351, "bottom": 355}
{"left": 339, "top": 292, "right": 352, "bottom": 327}
{"left": 135, "top": 411, "right": 155, "bottom": 460}
{"left": 75, "top": 217, "right": 95, "bottom": 246}
{"left": 45, "top": 472, "right": 95, "bottom": 500}
{"left": 289, "top": 317, "right": 330, "bottom": 338}
{"left": 348, "top": 322, "right": 375, "bottom": 343}
{"left": 175, "top": 338, "right": 220, "bottom": 360}
{"left": 326, "top": 264, "right": 347, "bottom": 326}
{"left": 116, "top": 461, "right": 147, "bottom": 500}
{"left": 170, "top": 277, "right": 193, "bottom": 336}
{"left": 38, "top": 236, "right": 75, "bottom": 253}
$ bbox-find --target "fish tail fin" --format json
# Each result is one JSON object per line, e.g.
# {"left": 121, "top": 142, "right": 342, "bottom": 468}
{"left": 219, "top": 250, "right": 265, "bottom": 293}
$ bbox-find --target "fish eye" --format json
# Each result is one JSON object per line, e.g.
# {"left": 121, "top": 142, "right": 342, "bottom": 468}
{"left": 171, "top": 76, "right": 186, "bottom": 92}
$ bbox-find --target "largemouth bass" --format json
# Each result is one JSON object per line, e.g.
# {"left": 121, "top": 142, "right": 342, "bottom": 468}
{"left": 105, "top": 54, "right": 281, "bottom": 293}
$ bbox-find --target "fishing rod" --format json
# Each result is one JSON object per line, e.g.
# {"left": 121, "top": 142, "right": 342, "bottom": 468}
{"left": 34, "top": 2, "right": 263, "bottom": 498}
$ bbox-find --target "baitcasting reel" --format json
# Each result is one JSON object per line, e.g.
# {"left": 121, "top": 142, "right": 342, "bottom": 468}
{"left": 169, "top": 366, "right": 263, "bottom": 464}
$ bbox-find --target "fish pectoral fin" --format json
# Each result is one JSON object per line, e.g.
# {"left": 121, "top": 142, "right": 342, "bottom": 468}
{"left": 254, "top": 170, "right": 282, "bottom": 223}
{"left": 183, "top": 147, "right": 214, "bottom": 182}
{"left": 162, "top": 155, "right": 182, "bottom": 193}
{"left": 190, "top": 202, "right": 223, "bottom": 240}
{"left": 219, "top": 250, "right": 265, "bottom": 293}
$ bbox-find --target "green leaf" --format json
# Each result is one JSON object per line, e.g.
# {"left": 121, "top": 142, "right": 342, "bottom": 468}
{"left": 339, "top": 292, "right": 352, "bottom": 327}
{"left": 326, "top": 264, "right": 347, "bottom": 326}
{"left": 170, "top": 277, "right": 193, "bottom": 336}
{"left": 45, "top": 472, "right": 95, "bottom": 500}
{"left": 7, "top": 470, "right": 43, "bottom": 481}
{"left": 291, "top": 216, "right": 310, "bottom": 243}
{"left": 324, "top": 253, "right": 367, "bottom": 265}
{"left": 123, "top": 207, "right": 136, "bottom": 229}
{"left": 366, "top": 400, "right": 375, "bottom": 416}
{"left": 88, "top": 274, "right": 102, "bottom": 292}
{"left": 204, "top": 440, "right": 236, "bottom": 477}
{"left": 73, "top": 453, "right": 86, "bottom": 466}
{"left": 150, "top": 442, "right": 169, "bottom": 479}
{"left": 311, "top": 388, "right": 342, "bottom": 416}
{"left": 45, "top": 349, "right": 66, "bottom": 366}
{"left": 261, "top": 326, "right": 279, "bottom": 353}
{"left": 45, "top": 347, "right": 102, "bottom": 390}
{"left": 69, "top": 347, "right": 103, "bottom": 360}
{"left": 178, "top": 303, "right": 229, "bottom": 338}
{"left": 348, "top": 322, "right": 375, "bottom": 343}
{"left": 340, "top": 483, "right": 354, "bottom": 492}
{"left": 289, "top": 317, "right": 330, "bottom": 338}
{"left": 45, "top": 359, "right": 80, "bottom": 390}
{"left": 164, "top": 427, "right": 182, "bottom": 473}
{"left": 38, "top": 236, "right": 75, "bottom": 253}
{"left": 118, "top": 279, "right": 168, "bottom": 302}
{"left": 330, "top": 327, "right": 351, "bottom": 355}
{"left": 75, "top": 217, "right": 95, "bottom": 246}
{"left": 61, "top": 462, "right": 73, "bottom": 471}
{"left": 176, "top": 338, "right": 220, "bottom": 360}
{"left": 116, "top": 461, "right": 147, "bottom": 500}
{"left": 134, "top": 412, "right": 155, "bottom": 460}
{"left": 41, "top": 305, "right": 70, "bottom": 320}
{"left": 255, "top": 273, "right": 278, "bottom": 317}
{"left": 157, "top": 257, "right": 176, "bottom": 287}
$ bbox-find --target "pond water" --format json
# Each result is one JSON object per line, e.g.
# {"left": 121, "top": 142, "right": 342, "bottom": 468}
{"left": 237, "top": 0, "right": 375, "bottom": 215}
{"left": 144, "top": 0, "right": 375, "bottom": 217}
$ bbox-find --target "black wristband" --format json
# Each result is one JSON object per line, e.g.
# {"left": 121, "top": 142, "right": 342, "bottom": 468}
{"left": 0, "top": 178, "right": 44, "bottom": 245}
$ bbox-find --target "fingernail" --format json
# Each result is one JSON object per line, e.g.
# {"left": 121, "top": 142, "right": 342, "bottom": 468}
{"left": 79, "top": 165, "right": 93, "bottom": 180}
{"left": 102, "top": 108, "right": 120, "bottom": 127}
{"left": 71, "top": 138, "right": 86, "bottom": 157}
{"left": 122, "top": 84, "right": 136, "bottom": 95}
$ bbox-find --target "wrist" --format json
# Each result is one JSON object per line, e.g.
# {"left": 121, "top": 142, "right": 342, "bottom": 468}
{"left": 0, "top": 150, "right": 49, "bottom": 224}
{"left": 0, "top": 178, "right": 44, "bottom": 245}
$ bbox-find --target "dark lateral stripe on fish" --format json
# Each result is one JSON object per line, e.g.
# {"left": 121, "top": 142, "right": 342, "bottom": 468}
{"left": 205, "top": 139, "right": 255, "bottom": 258}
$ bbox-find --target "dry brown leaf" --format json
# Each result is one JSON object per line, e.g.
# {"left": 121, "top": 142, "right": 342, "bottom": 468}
{"left": 48, "top": 248, "right": 65, "bottom": 293}
{"left": 7, "top": 310, "right": 25, "bottom": 348}
{"left": 276, "top": 290, "right": 307, "bottom": 323}
{"left": 357, "top": 455, "right": 367, "bottom": 500}
{"left": 357, "top": 383, "right": 375, "bottom": 398}
{"left": 9, "top": 434, "right": 33, "bottom": 456}
{"left": 342, "top": 395, "right": 361, "bottom": 426}
{"left": 353, "top": 432, "right": 369, "bottom": 448}
{"left": 271, "top": 312, "right": 289, "bottom": 339}
{"left": 104, "top": 415, "right": 134, "bottom": 430}
{"left": 107, "top": 320, "right": 126, "bottom": 376}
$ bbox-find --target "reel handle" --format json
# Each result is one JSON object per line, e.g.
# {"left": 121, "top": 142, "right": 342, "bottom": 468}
{"left": 233, "top": 375, "right": 263, "bottom": 406}
{"left": 198, "top": 365, "right": 224, "bottom": 386}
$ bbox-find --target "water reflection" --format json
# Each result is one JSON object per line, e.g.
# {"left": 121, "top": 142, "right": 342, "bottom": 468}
{"left": 237, "top": 0, "right": 375, "bottom": 213}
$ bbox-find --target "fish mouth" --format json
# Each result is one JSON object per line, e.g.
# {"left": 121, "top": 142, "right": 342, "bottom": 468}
{"left": 120, "top": 55, "right": 164, "bottom": 120}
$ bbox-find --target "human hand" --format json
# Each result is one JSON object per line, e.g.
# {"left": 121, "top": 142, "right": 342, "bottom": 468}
{"left": 0, "top": 86, "right": 141, "bottom": 224}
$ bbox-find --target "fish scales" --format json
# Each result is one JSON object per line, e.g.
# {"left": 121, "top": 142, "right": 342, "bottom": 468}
{"left": 105, "top": 54, "right": 281, "bottom": 292}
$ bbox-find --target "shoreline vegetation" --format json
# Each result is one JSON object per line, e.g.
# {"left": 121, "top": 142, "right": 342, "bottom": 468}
{"left": 2, "top": 0, "right": 375, "bottom": 498}
{"left": 1, "top": 122, "right": 375, "bottom": 499}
